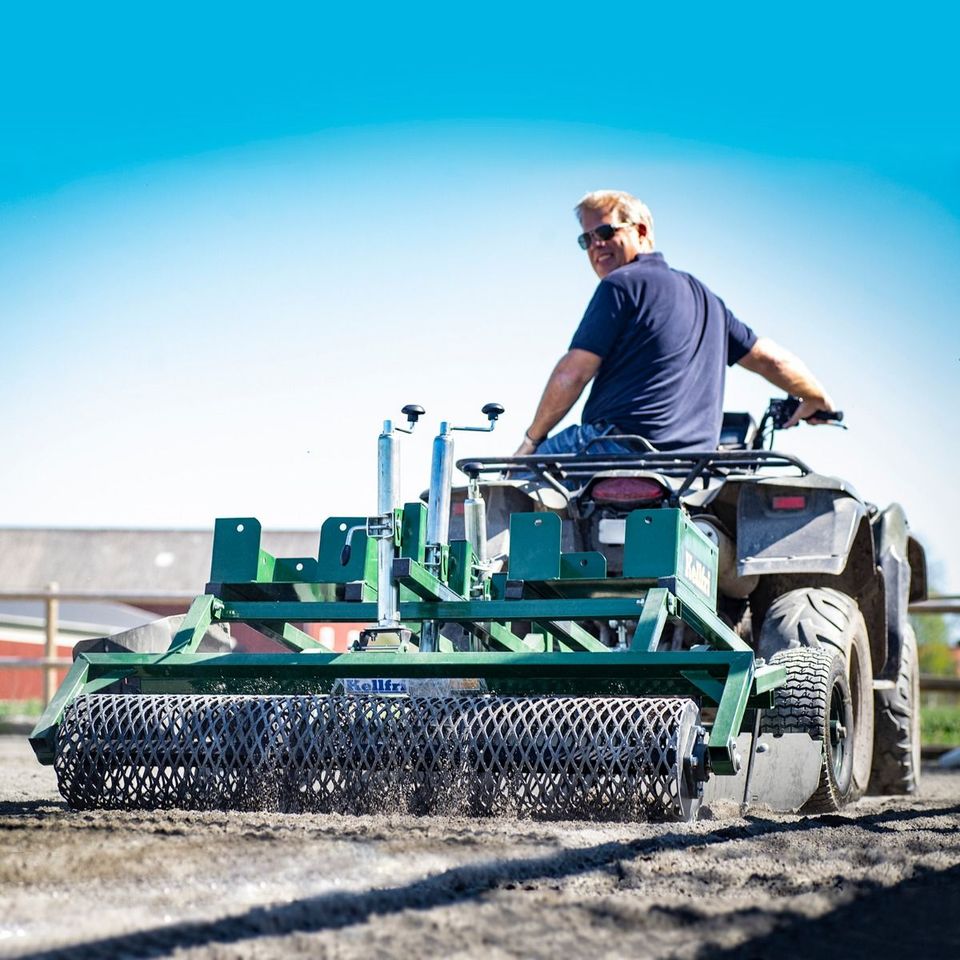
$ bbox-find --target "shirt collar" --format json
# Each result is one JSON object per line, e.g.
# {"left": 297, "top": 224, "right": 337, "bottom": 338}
{"left": 632, "top": 251, "right": 666, "bottom": 266}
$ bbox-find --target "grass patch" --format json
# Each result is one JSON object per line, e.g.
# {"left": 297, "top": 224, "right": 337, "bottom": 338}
{"left": 0, "top": 699, "right": 42, "bottom": 722}
{"left": 922, "top": 704, "right": 960, "bottom": 746}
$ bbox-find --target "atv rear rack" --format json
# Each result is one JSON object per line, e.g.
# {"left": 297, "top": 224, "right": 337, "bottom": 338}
{"left": 458, "top": 449, "right": 811, "bottom": 501}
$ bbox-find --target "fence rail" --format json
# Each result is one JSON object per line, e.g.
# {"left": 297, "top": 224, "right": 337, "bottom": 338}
{"left": 2, "top": 589, "right": 959, "bottom": 707}
{"left": 0, "top": 586, "right": 195, "bottom": 705}
{"left": 0, "top": 657, "right": 73, "bottom": 670}
{"left": 920, "top": 675, "right": 960, "bottom": 693}
{"left": 908, "top": 598, "right": 960, "bottom": 615}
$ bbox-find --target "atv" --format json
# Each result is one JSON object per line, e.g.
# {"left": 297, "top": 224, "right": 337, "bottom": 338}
{"left": 452, "top": 398, "right": 927, "bottom": 809}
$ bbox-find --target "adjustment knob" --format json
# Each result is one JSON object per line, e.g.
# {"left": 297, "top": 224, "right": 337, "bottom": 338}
{"left": 481, "top": 402, "right": 504, "bottom": 421}
{"left": 401, "top": 404, "right": 425, "bottom": 423}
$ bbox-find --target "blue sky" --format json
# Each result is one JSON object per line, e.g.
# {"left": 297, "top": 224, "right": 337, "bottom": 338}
{"left": 2, "top": 4, "right": 958, "bottom": 588}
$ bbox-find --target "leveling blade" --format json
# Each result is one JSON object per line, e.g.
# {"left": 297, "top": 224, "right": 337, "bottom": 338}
{"left": 54, "top": 693, "right": 706, "bottom": 821}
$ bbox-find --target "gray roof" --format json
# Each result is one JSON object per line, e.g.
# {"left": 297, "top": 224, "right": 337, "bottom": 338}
{"left": 0, "top": 599, "right": 157, "bottom": 633}
{"left": 0, "top": 527, "right": 321, "bottom": 594}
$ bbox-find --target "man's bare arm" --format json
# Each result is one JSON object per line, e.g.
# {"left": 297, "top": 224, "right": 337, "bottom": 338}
{"left": 514, "top": 349, "right": 603, "bottom": 454}
{"left": 737, "top": 337, "right": 835, "bottom": 428}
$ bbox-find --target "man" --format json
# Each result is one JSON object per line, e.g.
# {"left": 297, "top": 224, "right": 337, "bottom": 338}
{"left": 514, "top": 190, "right": 836, "bottom": 457}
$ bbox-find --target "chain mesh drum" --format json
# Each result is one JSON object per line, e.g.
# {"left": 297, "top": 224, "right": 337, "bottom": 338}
{"left": 54, "top": 693, "right": 705, "bottom": 821}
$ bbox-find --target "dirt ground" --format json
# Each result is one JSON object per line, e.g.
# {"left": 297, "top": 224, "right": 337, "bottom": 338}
{"left": 1, "top": 734, "right": 958, "bottom": 960}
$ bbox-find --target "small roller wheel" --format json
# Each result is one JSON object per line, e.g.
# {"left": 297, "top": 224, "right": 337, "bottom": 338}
{"left": 759, "top": 588, "right": 873, "bottom": 799}
{"left": 762, "top": 647, "right": 856, "bottom": 812}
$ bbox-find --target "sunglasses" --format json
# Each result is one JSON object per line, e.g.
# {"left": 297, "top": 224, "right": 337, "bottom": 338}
{"left": 577, "top": 222, "right": 633, "bottom": 250}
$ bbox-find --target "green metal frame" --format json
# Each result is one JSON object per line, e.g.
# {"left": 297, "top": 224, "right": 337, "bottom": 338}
{"left": 30, "top": 502, "right": 786, "bottom": 781}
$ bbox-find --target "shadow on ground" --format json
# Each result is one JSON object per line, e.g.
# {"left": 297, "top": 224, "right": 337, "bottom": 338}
{"left": 687, "top": 860, "right": 960, "bottom": 960}
{"left": 10, "top": 801, "right": 959, "bottom": 960}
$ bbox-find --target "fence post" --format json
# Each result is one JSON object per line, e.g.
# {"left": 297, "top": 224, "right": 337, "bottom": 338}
{"left": 44, "top": 582, "right": 59, "bottom": 707}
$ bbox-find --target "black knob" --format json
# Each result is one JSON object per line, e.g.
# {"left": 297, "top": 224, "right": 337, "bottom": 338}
{"left": 401, "top": 404, "right": 425, "bottom": 423}
{"left": 481, "top": 402, "right": 504, "bottom": 421}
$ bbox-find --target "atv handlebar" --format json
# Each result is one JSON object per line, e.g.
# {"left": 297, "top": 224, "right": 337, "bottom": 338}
{"left": 767, "top": 396, "right": 844, "bottom": 430}
{"left": 751, "top": 396, "right": 845, "bottom": 451}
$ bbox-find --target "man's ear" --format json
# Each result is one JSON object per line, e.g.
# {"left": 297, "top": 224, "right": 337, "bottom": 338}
{"left": 636, "top": 223, "right": 647, "bottom": 238}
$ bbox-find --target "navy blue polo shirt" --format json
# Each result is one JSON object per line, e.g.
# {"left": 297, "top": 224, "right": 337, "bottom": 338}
{"left": 571, "top": 252, "right": 757, "bottom": 451}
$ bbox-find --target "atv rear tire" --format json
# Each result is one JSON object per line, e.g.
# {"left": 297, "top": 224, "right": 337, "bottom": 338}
{"left": 762, "top": 647, "right": 856, "bottom": 812}
{"left": 758, "top": 588, "right": 874, "bottom": 800}
{"left": 869, "top": 624, "right": 922, "bottom": 795}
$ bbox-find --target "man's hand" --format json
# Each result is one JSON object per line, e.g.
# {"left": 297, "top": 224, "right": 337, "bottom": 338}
{"left": 784, "top": 394, "right": 837, "bottom": 429}
{"left": 513, "top": 434, "right": 539, "bottom": 457}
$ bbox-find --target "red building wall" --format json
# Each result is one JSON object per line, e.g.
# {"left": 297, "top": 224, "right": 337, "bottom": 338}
{"left": 0, "top": 621, "right": 371, "bottom": 701}
{"left": 0, "top": 636, "right": 72, "bottom": 700}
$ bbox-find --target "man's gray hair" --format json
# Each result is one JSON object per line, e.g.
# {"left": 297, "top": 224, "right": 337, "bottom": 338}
{"left": 575, "top": 190, "right": 655, "bottom": 247}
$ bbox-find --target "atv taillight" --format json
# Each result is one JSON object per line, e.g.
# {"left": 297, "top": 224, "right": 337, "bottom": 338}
{"left": 772, "top": 495, "right": 806, "bottom": 511}
{"left": 590, "top": 477, "right": 667, "bottom": 504}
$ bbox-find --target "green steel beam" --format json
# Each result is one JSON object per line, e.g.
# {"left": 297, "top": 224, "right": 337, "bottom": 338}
{"left": 30, "top": 658, "right": 90, "bottom": 763}
{"left": 393, "top": 557, "right": 462, "bottom": 602}
{"left": 167, "top": 595, "right": 217, "bottom": 654}
{"left": 249, "top": 621, "right": 331, "bottom": 652}
{"left": 753, "top": 661, "right": 787, "bottom": 694}
{"left": 629, "top": 587, "right": 671, "bottom": 651}
{"left": 668, "top": 578, "right": 752, "bottom": 653}
{"left": 680, "top": 669, "right": 726, "bottom": 705}
{"left": 29, "top": 659, "right": 136, "bottom": 764}
{"left": 65, "top": 649, "right": 749, "bottom": 681}
{"left": 216, "top": 598, "right": 651, "bottom": 623}
{"left": 391, "top": 558, "right": 525, "bottom": 652}
{"left": 509, "top": 578, "right": 613, "bottom": 653}
{"left": 474, "top": 621, "right": 529, "bottom": 652}
{"left": 701, "top": 653, "right": 754, "bottom": 775}
{"left": 530, "top": 618, "right": 608, "bottom": 653}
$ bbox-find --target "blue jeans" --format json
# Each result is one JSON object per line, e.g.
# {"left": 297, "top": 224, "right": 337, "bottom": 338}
{"left": 512, "top": 423, "right": 638, "bottom": 488}
{"left": 534, "top": 422, "right": 636, "bottom": 457}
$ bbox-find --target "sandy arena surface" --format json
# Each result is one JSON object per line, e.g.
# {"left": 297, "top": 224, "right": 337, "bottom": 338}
{"left": 1, "top": 734, "right": 958, "bottom": 960}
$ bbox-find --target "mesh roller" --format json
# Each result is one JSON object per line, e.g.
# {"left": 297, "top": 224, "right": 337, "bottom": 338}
{"left": 54, "top": 693, "right": 704, "bottom": 820}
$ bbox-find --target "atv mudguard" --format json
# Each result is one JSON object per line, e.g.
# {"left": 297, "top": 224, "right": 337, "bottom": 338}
{"left": 730, "top": 474, "right": 887, "bottom": 673}
{"left": 874, "top": 503, "right": 927, "bottom": 681}
{"left": 732, "top": 474, "right": 867, "bottom": 577}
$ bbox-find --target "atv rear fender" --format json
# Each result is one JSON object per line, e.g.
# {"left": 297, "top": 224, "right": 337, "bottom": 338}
{"left": 735, "top": 475, "right": 887, "bottom": 673}
{"left": 874, "top": 503, "right": 927, "bottom": 682}
{"left": 735, "top": 475, "right": 868, "bottom": 578}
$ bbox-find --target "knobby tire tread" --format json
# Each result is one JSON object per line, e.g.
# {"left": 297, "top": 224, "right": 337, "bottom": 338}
{"left": 869, "top": 625, "right": 921, "bottom": 795}
{"left": 758, "top": 587, "right": 873, "bottom": 800}
{"left": 762, "top": 647, "right": 851, "bottom": 813}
